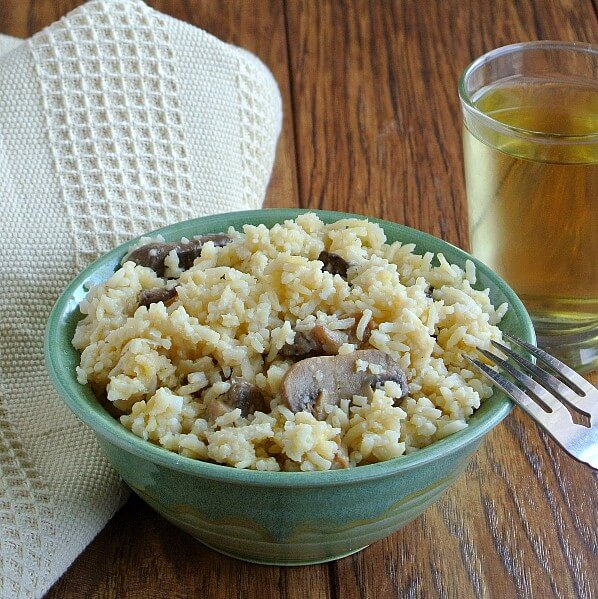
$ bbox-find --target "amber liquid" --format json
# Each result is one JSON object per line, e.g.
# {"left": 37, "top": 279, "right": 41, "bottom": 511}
{"left": 464, "top": 78, "right": 598, "bottom": 330}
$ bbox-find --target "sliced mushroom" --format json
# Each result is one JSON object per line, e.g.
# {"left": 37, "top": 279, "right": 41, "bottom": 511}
{"left": 206, "top": 378, "right": 267, "bottom": 422}
{"left": 138, "top": 286, "right": 178, "bottom": 308}
{"left": 310, "top": 325, "right": 349, "bottom": 354}
{"left": 279, "top": 331, "right": 321, "bottom": 358}
{"left": 126, "top": 233, "right": 231, "bottom": 276}
{"left": 280, "top": 316, "right": 375, "bottom": 359}
{"left": 224, "top": 378, "right": 267, "bottom": 417}
{"left": 206, "top": 398, "right": 232, "bottom": 422}
{"left": 280, "top": 349, "right": 408, "bottom": 414}
{"left": 318, "top": 250, "right": 350, "bottom": 279}
{"left": 316, "top": 315, "right": 375, "bottom": 350}
{"left": 280, "top": 327, "right": 345, "bottom": 359}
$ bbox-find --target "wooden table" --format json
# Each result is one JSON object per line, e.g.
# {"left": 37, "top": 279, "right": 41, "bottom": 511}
{"left": 2, "top": 1, "right": 597, "bottom": 597}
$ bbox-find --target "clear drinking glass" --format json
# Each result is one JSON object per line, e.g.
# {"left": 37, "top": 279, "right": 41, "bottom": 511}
{"left": 459, "top": 41, "right": 598, "bottom": 372}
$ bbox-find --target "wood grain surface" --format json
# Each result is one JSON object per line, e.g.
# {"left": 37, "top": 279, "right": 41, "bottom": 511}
{"left": 1, "top": 1, "right": 597, "bottom": 598}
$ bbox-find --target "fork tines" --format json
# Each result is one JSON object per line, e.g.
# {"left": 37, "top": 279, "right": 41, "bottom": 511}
{"left": 465, "top": 334, "right": 598, "bottom": 470}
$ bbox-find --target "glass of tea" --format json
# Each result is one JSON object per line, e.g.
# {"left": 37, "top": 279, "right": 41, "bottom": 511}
{"left": 459, "top": 41, "right": 598, "bottom": 372}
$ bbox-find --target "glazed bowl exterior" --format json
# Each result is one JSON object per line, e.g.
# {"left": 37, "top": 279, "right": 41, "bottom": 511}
{"left": 45, "top": 209, "right": 535, "bottom": 565}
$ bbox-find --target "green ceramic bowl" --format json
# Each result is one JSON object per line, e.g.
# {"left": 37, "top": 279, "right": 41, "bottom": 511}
{"left": 45, "top": 209, "right": 534, "bottom": 565}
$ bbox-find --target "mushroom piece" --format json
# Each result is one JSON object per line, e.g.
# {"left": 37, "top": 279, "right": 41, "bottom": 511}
{"left": 207, "top": 378, "right": 268, "bottom": 422}
{"left": 280, "top": 349, "right": 408, "bottom": 414}
{"left": 138, "top": 286, "right": 178, "bottom": 308}
{"left": 279, "top": 331, "right": 321, "bottom": 358}
{"left": 280, "top": 316, "right": 375, "bottom": 359}
{"left": 280, "top": 326, "right": 347, "bottom": 359}
{"left": 126, "top": 233, "right": 231, "bottom": 276}
{"left": 318, "top": 250, "right": 350, "bottom": 279}
{"left": 205, "top": 398, "right": 231, "bottom": 423}
{"left": 224, "top": 378, "right": 267, "bottom": 417}
{"left": 310, "top": 324, "right": 349, "bottom": 354}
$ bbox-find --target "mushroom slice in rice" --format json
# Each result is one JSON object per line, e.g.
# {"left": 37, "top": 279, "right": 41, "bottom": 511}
{"left": 138, "top": 286, "right": 178, "bottom": 309}
{"left": 225, "top": 378, "right": 267, "bottom": 416}
{"left": 318, "top": 250, "right": 350, "bottom": 279}
{"left": 280, "top": 325, "right": 349, "bottom": 358}
{"left": 126, "top": 233, "right": 231, "bottom": 277}
{"left": 280, "top": 349, "right": 408, "bottom": 415}
{"left": 206, "top": 378, "right": 267, "bottom": 422}
{"left": 310, "top": 325, "right": 349, "bottom": 354}
{"left": 279, "top": 330, "right": 322, "bottom": 358}
{"left": 280, "top": 316, "right": 374, "bottom": 359}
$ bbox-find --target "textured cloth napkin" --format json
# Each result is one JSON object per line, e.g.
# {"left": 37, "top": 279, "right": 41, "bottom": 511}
{"left": 0, "top": 1, "right": 281, "bottom": 596}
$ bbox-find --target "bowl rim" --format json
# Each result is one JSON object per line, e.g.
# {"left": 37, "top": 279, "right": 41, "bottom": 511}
{"left": 45, "top": 208, "right": 535, "bottom": 488}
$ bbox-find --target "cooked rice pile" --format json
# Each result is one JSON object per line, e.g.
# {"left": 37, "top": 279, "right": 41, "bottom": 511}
{"left": 73, "top": 214, "right": 506, "bottom": 471}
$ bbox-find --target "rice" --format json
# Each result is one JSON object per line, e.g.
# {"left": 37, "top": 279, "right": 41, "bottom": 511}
{"left": 73, "top": 214, "right": 505, "bottom": 471}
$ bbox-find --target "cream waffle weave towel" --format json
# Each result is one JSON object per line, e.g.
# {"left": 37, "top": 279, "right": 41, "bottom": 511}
{"left": 0, "top": 1, "right": 282, "bottom": 596}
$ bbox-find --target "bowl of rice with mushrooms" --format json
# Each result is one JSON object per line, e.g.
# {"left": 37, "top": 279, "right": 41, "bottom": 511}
{"left": 46, "top": 209, "right": 534, "bottom": 564}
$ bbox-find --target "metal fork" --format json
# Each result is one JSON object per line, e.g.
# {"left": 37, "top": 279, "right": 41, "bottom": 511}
{"left": 465, "top": 333, "right": 598, "bottom": 470}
